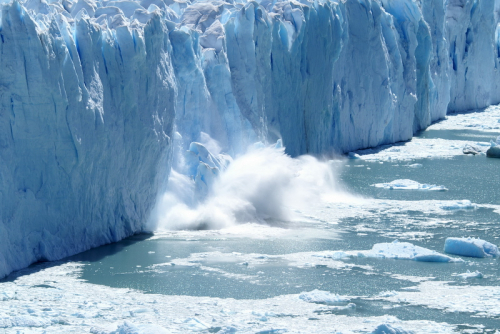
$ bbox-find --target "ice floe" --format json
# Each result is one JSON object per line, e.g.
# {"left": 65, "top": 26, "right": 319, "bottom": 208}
{"left": 353, "top": 138, "right": 489, "bottom": 162}
{"left": 372, "top": 179, "right": 448, "bottom": 191}
{"left": 298, "top": 290, "right": 350, "bottom": 305}
{"left": 0, "top": 263, "right": 457, "bottom": 333}
{"left": 376, "top": 280, "right": 500, "bottom": 318}
{"left": 439, "top": 200, "right": 477, "bottom": 211}
{"left": 352, "top": 107, "right": 500, "bottom": 161}
{"left": 149, "top": 241, "right": 462, "bottom": 279}
{"left": 371, "top": 323, "right": 412, "bottom": 334}
{"left": 453, "top": 270, "right": 483, "bottom": 279}
{"left": 429, "top": 105, "right": 500, "bottom": 132}
{"left": 357, "top": 241, "right": 462, "bottom": 263}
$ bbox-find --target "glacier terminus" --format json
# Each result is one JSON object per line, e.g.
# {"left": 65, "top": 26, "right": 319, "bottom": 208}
{"left": 1, "top": 0, "right": 500, "bottom": 285}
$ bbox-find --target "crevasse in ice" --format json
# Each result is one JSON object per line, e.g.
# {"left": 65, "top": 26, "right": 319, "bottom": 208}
{"left": 1, "top": 0, "right": 500, "bottom": 278}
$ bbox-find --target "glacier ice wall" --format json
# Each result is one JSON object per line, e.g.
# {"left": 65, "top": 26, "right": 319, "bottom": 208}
{"left": 2, "top": 0, "right": 500, "bottom": 278}
{"left": 0, "top": 3, "right": 176, "bottom": 278}
{"left": 165, "top": 0, "right": 500, "bottom": 155}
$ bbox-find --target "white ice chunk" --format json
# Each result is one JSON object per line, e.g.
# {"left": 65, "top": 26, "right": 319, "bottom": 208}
{"left": 185, "top": 141, "right": 231, "bottom": 178}
{"left": 454, "top": 270, "right": 483, "bottom": 279}
{"left": 487, "top": 140, "right": 500, "bottom": 158}
{"left": 439, "top": 200, "right": 477, "bottom": 211}
{"left": 360, "top": 240, "right": 461, "bottom": 263}
{"left": 298, "top": 290, "right": 350, "bottom": 305}
{"left": 462, "top": 144, "right": 485, "bottom": 155}
{"left": 371, "top": 324, "right": 411, "bottom": 334}
{"left": 444, "top": 237, "right": 500, "bottom": 258}
{"left": 372, "top": 179, "right": 448, "bottom": 191}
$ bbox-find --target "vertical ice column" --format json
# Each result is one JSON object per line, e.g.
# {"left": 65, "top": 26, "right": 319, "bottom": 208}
{"left": 266, "top": 0, "right": 344, "bottom": 156}
{"left": 380, "top": 0, "right": 433, "bottom": 133}
{"left": 330, "top": 0, "right": 413, "bottom": 153}
{"left": 0, "top": 5, "right": 176, "bottom": 279}
{"left": 446, "top": 0, "right": 498, "bottom": 112}
{"left": 418, "top": 0, "right": 451, "bottom": 123}
{"left": 225, "top": 2, "right": 272, "bottom": 143}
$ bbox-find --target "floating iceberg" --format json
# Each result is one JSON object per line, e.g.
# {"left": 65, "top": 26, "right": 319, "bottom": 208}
{"left": 486, "top": 137, "right": 500, "bottom": 158}
{"left": 454, "top": 270, "right": 483, "bottom": 279}
{"left": 359, "top": 241, "right": 461, "bottom": 263}
{"left": 444, "top": 237, "right": 500, "bottom": 258}
{"left": 462, "top": 144, "right": 485, "bottom": 155}
{"left": 372, "top": 179, "right": 448, "bottom": 191}
{"left": 371, "top": 324, "right": 412, "bottom": 334}
{"left": 298, "top": 290, "right": 350, "bottom": 305}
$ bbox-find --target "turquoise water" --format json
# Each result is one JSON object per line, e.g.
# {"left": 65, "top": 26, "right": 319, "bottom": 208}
{"left": 61, "top": 130, "right": 500, "bottom": 331}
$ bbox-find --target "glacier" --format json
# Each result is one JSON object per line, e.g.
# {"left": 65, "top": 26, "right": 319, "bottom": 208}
{"left": 2, "top": 0, "right": 500, "bottom": 278}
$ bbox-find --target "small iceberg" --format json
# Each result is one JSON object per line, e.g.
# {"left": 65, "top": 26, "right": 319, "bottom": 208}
{"left": 371, "top": 324, "right": 411, "bottom": 334}
{"left": 372, "top": 179, "right": 447, "bottom": 191}
{"left": 454, "top": 270, "right": 483, "bottom": 279}
{"left": 444, "top": 237, "right": 500, "bottom": 258}
{"left": 298, "top": 290, "right": 350, "bottom": 305}
{"left": 360, "top": 241, "right": 461, "bottom": 262}
{"left": 463, "top": 144, "right": 484, "bottom": 155}
{"left": 486, "top": 136, "right": 500, "bottom": 158}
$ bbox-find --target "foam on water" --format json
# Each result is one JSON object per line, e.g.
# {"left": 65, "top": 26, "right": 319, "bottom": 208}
{"left": 149, "top": 145, "right": 357, "bottom": 231}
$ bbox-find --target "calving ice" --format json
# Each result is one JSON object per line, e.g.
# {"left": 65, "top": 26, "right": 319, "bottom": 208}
{"left": 1, "top": 0, "right": 500, "bottom": 279}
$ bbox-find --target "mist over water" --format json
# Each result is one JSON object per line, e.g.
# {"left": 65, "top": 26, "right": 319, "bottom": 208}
{"left": 149, "top": 145, "right": 355, "bottom": 231}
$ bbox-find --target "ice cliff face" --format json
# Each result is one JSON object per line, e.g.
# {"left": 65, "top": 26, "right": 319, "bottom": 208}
{"left": 0, "top": 2, "right": 176, "bottom": 277}
{"left": 1, "top": 0, "right": 500, "bottom": 278}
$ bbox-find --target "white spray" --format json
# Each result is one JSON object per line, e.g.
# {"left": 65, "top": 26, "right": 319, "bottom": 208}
{"left": 148, "top": 141, "right": 353, "bottom": 231}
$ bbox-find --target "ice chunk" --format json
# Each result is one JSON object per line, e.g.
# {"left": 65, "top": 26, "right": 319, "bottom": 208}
{"left": 361, "top": 241, "right": 461, "bottom": 262}
{"left": 406, "top": 163, "right": 422, "bottom": 168}
{"left": 185, "top": 142, "right": 231, "bottom": 179}
{"left": 454, "top": 270, "right": 483, "bottom": 279}
{"left": 486, "top": 141, "right": 500, "bottom": 158}
{"left": 444, "top": 237, "right": 500, "bottom": 258}
{"left": 372, "top": 179, "right": 447, "bottom": 191}
{"left": 462, "top": 144, "right": 484, "bottom": 155}
{"left": 371, "top": 324, "right": 411, "bottom": 334}
{"left": 298, "top": 290, "right": 350, "bottom": 305}
{"left": 440, "top": 200, "right": 477, "bottom": 211}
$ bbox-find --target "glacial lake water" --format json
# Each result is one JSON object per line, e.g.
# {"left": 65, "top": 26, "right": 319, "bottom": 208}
{"left": 62, "top": 127, "right": 500, "bottom": 332}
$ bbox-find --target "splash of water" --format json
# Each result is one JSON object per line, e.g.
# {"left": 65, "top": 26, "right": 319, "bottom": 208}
{"left": 148, "top": 144, "right": 354, "bottom": 231}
